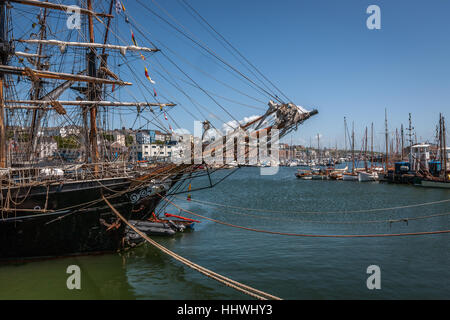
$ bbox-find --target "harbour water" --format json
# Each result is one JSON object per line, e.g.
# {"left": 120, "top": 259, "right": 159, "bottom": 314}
{"left": 1, "top": 167, "right": 449, "bottom": 299}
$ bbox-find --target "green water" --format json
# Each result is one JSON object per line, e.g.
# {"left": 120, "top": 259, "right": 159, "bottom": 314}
{"left": 1, "top": 167, "right": 449, "bottom": 299}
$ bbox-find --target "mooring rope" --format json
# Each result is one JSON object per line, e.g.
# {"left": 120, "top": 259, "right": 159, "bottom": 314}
{"left": 172, "top": 195, "right": 450, "bottom": 215}
{"left": 101, "top": 194, "right": 282, "bottom": 300}
{"left": 189, "top": 205, "right": 450, "bottom": 225}
{"left": 159, "top": 194, "right": 450, "bottom": 238}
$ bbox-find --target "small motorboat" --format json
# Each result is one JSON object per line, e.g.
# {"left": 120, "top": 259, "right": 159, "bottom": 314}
{"left": 125, "top": 212, "right": 198, "bottom": 244}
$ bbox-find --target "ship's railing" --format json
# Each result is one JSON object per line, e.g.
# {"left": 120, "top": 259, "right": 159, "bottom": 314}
{"left": 1, "top": 161, "right": 179, "bottom": 187}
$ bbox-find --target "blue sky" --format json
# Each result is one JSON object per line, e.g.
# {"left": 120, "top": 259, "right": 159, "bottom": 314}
{"left": 124, "top": 0, "right": 450, "bottom": 151}
{"left": 12, "top": 0, "right": 450, "bottom": 151}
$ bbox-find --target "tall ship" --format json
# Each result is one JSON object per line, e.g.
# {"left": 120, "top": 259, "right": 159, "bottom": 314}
{"left": 0, "top": 0, "right": 317, "bottom": 261}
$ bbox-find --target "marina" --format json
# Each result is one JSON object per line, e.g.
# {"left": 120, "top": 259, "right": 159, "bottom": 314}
{"left": 1, "top": 167, "right": 449, "bottom": 299}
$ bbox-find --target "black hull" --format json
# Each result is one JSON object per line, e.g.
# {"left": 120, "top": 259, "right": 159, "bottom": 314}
{"left": 0, "top": 177, "right": 166, "bottom": 262}
{"left": 379, "top": 171, "right": 422, "bottom": 184}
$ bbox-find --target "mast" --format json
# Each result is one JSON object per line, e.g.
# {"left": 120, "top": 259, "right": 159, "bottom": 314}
{"left": 442, "top": 115, "right": 447, "bottom": 182}
{"left": 408, "top": 113, "right": 413, "bottom": 163}
{"left": 0, "top": 77, "right": 5, "bottom": 168}
{"left": 29, "top": 5, "right": 48, "bottom": 161}
{"left": 344, "top": 116, "right": 347, "bottom": 153}
{"left": 384, "top": 108, "right": 389, "bottom": 170}
{"left": 364, "top": 126, "right": 368, "bottom": 171}
{"left": 102, "top": 0, "right": 115, "bottom": 57}
{"left": 87, "top": 0, "right": 99, "bottom": 173}
{"left": 0, "top": 0, "right": 11, "bottom": 168}
{"left": 371, "top": 122, "right": 374, "bottom": 169}
{"left": 309, "top": 136, "right": 312, "bottom": 165}
{"left": 317, "top": 133, "right": 320, "bottom": 165}
{"left": 395, "top": 128, "right": 399, "bottom": 158}
{"left": 401, "top": 124, "right": 404, "bottom": 160}
{"left": 351, "top": 122, "right": 355, "bottom": 173}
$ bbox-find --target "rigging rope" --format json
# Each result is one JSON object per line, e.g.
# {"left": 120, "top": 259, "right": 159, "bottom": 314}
{"left": 159, "top": 194, "right": 450, "bottom": 238}
{"left": 136, "top": 0, "right": 283, "bottom": 103}
{"left": 178, "top": 0, "right": 292, "bottom": 103}
{"left": 102, "top": 194, "right": 282, "bottom": 300}
{"left": 171, "top": 195, "right": 450, "bottom": 215}
{"left": 174, "top": 198, "right": 450, "bottom": 225}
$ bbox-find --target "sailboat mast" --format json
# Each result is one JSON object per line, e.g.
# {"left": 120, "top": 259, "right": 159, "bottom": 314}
{"left": 443, "top": 115, "right": 447, "bottom": 182}
{"left": 317, "top": 133, "right": 320, "bottom": 165}
{"left": 385, "top": 109, "right": 389, "bottom": 170}
{"left": 401, "top": 124, "right": 404, "bottom": 160}
{"left": 364, "top": 126, "right": 368, "bottom": 171}
{"left": 371, "top": 122, "right": 374, "bottom": 169}
{"left": 351, "top": 122, "right": 355, "bottom": 173}
{"left": 344, "top": 117, "right": 347, "bottom": 152}
{"left": 408, "top": 113, "right": 413, "bottom": 163}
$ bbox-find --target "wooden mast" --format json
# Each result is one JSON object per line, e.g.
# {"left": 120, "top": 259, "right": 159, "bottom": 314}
{"left": 103, "top": 0, "right": 118, "bottom": 56}
{"left": 401, "top": 124, "right": 404, "bottom": 160}
{"left": 0, "top": 0, "right": 9, "bottom": 168}
{"left": 0, "top": 78, "right": 5, "bottom": 168}
{"left": 87, "top": 0, "right": 99, "bottom": 173}
{"left": 29, "top": 5, "right": 47, "bottom": 161}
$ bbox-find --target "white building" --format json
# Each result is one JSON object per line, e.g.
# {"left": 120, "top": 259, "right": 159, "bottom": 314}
{"left": 132, "top": 143, "right": 173, "bottom": 160}
{"left": 136, "top": 131, "right": 151, "bottom": 144}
